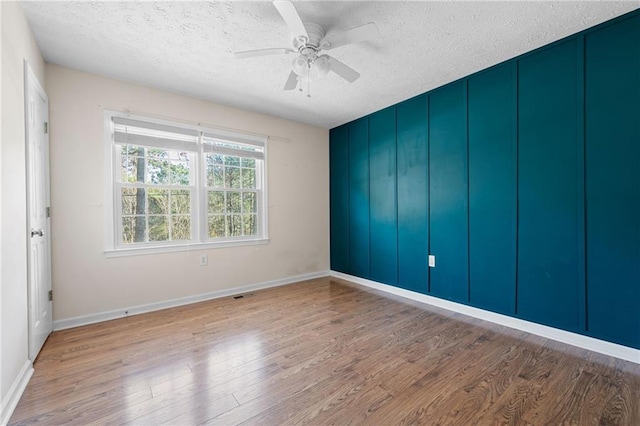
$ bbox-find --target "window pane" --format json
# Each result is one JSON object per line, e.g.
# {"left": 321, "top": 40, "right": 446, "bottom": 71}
{"left": 149, "top": 215, "right": 169, "bottom": 241}
{"left": 120, "top": 145, "right": 147, "bottom": 182}
{"left": 122, "top": 187, "right": 146, "bottom": 215}
{"left": 148, "top": 189, "right": 169, "bottom": 214}
{"left": 121, "top": 144, "right": 139, "bottom": 156}
{"left": 228, "top": 215, "right": 242, "bottom": 237}
{"left": 121, "top": 187, "right": 137, "bottom": 215}
{"left": 171, "top": 161, "right": 191, "bottom": 186}
{"left": 171, "top": 190, "right": 190, "bottom": 215}
{"left": 241, "top": 158, "right": 255, "bottom": 168}
{"left": 207, "top": 165, "right": 224, "bottom": 187}
{"left": 121, "top": 156, "right": 144, "bottom": 183}
{"left": 208, "top": 191, "right": 225, "bottom": 214}
{"left": 242, "top": 192, "right": 256, "bottom": 213}
{"left": 148, "top": 148, "right": 168, "bottom": 159}
{"left": 243, "top": 214, "right": 257, "bottom": 236}
{"left": 171, "top": 215, "right": 191, "bottom": 240}
{"left": 122, "top": 216, "right": 134, "bottom": 243}
{"left": 208, "top": 215, "right": 226, "bottom": 238}
{"left": 225, "top": 156, "right": 240, "bottom": 166}
{"left": 208, "top": 153, "right": 223, "bottom": 165}
{"left": 227, "top": 192, "right": 241, "bottom": 213}
{"left": 225, "top": 166, "right": 241, "bottom": 188}
{"left": 206, "top": 164, "right": 214, "bottom": 186}
{"left": 242, "top": 168, "right": 256, "bottom": 189}
{"left": 148, "top": 159, "right": 170, "bottom": 184}
{"left": 122, "top": 216, "right": 146, "bottom": 243}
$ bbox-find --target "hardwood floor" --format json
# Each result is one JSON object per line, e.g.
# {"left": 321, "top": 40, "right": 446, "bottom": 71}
{"left": 10, "top": 277, "right": 640, "bottom": 425}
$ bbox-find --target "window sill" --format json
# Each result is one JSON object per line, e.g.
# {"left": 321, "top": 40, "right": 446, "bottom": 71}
{"left": 104, "top": 238, "right": 270, "bottom": 258}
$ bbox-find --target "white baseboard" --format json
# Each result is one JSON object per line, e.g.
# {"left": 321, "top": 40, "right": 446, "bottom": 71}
{"left": 54, "top": 270, "right": 329, "bottom": 331}
{"left": 1, "top": 360, "right": 34, "bottom": 426}
{"left": 331, "top": 271, "right": 640, "bottom": 364}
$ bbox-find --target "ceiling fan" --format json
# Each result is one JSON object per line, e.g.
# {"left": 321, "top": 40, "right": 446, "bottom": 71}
{"left": 234, "top": 0, "right": 379, "bottom": 93}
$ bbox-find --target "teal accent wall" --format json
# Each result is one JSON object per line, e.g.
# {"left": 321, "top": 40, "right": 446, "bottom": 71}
{"left": 397, "top": 95, "right": 429, "bottom": 293}
{"left": 329, "top": 10, "right": 640, "bottom": 349}
{"left": 429, "top": 82, "right": 469, "bottom": 303}
{"left": 369, "top": 107, "right": 398, "bottom": 285}
{"left": 584, "top": 14, "right": 640, "bottom": 348}
{"left": 347, "top": 118, "right": 370, "bottom": 278}
{"left": 329, "top": 125, "right": 349, "bottom": 273}
{"left": 467, "top": 63, "right": 517, "bottom": 315}
{"left": 517, "top": 38, "right": 584, "bottom": 332}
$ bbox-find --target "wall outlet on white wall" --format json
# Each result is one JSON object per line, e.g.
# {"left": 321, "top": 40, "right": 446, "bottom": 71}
{"left": 428, "top": 255, "right": 436, "bottom": 268}
{"left": 199, "top": 254, "right": 208, "bottom": 266}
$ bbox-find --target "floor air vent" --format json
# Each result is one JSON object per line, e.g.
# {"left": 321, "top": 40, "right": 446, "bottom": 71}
{"left": 232, "top": 292, "right": 254, "bottom": 300}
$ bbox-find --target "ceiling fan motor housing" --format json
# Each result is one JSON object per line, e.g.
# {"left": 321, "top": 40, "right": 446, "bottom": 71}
{"left": 292, "top": 22, "right": 328, "bottom": 74}
{"left": 294, "top": 22, "right": 325, "bottom": 51}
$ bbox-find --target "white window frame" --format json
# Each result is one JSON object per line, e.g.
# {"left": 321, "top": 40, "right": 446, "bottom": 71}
{"left": 103, "top": 110, "right": 269, "bottom": 257}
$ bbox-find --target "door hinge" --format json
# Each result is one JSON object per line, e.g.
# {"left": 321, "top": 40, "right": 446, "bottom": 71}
{"left": 48, "top": 290, "right": 53, "bottom": 302}
{"left": 44, "top": 122, "right": 48, "bottom": 134}
{"left": 46, "top": 206, "right": 51, "bottom": 218}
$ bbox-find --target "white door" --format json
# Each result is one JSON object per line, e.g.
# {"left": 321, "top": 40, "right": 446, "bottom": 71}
{"left": 25, "top": 61, "right": 53, "bottom": 360}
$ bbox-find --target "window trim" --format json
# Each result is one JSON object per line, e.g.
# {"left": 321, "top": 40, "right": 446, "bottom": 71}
{"left": 103, "top": 110, "right": 269, "bottom": 256}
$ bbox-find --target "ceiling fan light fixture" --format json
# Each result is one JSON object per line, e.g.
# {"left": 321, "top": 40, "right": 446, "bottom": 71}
{"left": 292, "top": 56, "right": 308, "bottom": 76}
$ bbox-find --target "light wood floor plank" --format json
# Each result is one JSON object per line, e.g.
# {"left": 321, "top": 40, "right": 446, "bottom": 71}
{"left": 10, "top": 277, "right": 640, "bottom": 425}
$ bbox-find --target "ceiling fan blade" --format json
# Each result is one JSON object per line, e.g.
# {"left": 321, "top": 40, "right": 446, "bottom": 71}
{"left": 234, "top": 48, "right": 295, "bottom": 59}
{"left": 283, "top": 70, "right": 299, "bottom": 91}
{"left": 320, "top": 22, "right": 379, "bottom": 50}
{"left": 273, "top": 0, "right": 308, "bottom": 40}
{"left": 327, "top": 56, "right": 360, "bottom": 83}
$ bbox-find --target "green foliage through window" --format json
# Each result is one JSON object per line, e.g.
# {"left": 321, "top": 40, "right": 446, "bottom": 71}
{"left": 203, "top": 152, "right": 259, "bottom": 238}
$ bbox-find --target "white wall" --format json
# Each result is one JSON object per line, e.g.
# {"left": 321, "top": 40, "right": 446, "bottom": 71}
{"left": 45, "top": 64, "right": 329, "bottom": 322}
{"left": 1, "top": 1, "right": 45, "bottom": 421}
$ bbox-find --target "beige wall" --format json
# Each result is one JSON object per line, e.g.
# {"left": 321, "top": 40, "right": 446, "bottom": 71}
{"left": 45, "top": 64, "right": 329, "bottom": 322}
{"left": 1, "top": 0, "right": 46, "bottom": 415}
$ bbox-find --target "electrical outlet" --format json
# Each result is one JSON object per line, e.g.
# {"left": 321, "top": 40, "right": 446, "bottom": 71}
{"left": 199, "top": 254, "right": 208, "bottom": 266}
{"left": 428, "top": 255, "right": 436, "bottom": 268}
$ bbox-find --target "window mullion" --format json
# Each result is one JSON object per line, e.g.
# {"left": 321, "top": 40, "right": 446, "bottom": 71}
{"left": 167, "top": 190, "right": 173, "bottom": 241}
{"left": 193, "top": 148, "right": 201, "bottom": 244}
{"left": 196, "top": 136, "right": 205, "bottom": 243}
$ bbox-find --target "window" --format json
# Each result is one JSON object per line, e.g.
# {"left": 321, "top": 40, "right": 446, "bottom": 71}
{"left": 106, "top": 112, "right": 267, "bottom": 254}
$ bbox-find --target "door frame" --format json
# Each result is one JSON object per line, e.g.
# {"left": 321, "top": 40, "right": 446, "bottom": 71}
{"left": 24, "top": 60, "right": 53, "bottom": 360}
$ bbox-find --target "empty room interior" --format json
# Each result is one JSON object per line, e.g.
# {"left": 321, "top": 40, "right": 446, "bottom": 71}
{"left": 2, "top": 1, "right": 639, "bottom": 424}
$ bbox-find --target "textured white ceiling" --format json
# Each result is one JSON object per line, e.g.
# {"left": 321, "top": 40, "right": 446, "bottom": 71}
{"left": 21, "top": 1, "right": 640, "bottom": 129}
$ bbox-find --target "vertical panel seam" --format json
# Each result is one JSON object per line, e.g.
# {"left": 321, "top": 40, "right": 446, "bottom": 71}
{"left": 346, "top": 127, "right": 351, "bottom": 273}
{"left": 347, "top": 124, "right": 355, "bottom": 275}
{"left": 427, "top": 95, "right": 431, "bottom": 294}
{"left": 514, "top": 60, "right": 520, "bottom": 317}
{"left": 465, "top": 80, "right": 471, "bottom": 304}
{"left": 366, "top": 119, "right": 371, "bottom": 279}
{"left": 348, "top": 125, "right": 353, "bottom": 275}
{"left": 577, "top": 35, "right": 587, "bottom": 332}
{"left": 393, "top": 106, "right": 400, "bottom": 286}
{"left": 332, "top": 129, "right": 337, "bottom": 271}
